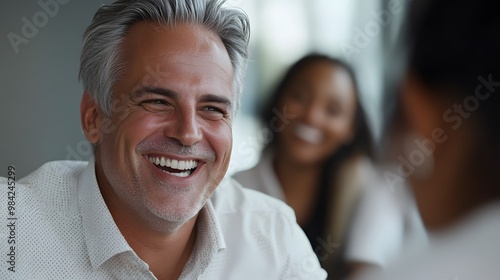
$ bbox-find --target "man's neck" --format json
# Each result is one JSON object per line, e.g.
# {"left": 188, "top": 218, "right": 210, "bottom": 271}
{"left": 124, "top": 216, "right": 198, "bottom": 280}
{"left": 111, "top": 203, "right": 199, "bottom": 280}
{"left": 94, "top": 160, "right": 200, "bottom": 279}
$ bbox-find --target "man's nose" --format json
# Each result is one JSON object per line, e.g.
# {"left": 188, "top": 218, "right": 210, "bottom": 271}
{"left": 164, "top": 109, "right": 202, "bottom": 146}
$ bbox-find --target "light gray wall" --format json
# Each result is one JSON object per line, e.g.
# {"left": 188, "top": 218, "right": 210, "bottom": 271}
{"left": 1, "top": 0, "right": 113, "bottom": 178}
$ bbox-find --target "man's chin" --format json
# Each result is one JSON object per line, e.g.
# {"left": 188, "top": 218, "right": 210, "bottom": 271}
{"left": 144, "top": 197, "right": 205, "bottom": 230}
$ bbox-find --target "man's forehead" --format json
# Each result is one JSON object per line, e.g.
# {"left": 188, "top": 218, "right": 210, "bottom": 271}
{"left": 112, "top": 21, "right": 235, "bottom": 105}
{"left": 121, "top": 22, "right": 233, "bottom": 79}
{"left": 123, "top": 22, "right": 228, "bottom": 59}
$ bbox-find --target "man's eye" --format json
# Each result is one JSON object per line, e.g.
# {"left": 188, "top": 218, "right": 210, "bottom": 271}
{"left": 204, "top": 106, "right": 224, "bottom": 113}
{"left": 139, "top": 99, "right": 173, "bottom": 112}
{"left": 145, "top": 99, "right": 168, "bottom": 105}
{"left": 201, "top": 106, "right": 228, "bottom": 120}
{"left": 139, "top": 99, "right": 171, "bottom": 107}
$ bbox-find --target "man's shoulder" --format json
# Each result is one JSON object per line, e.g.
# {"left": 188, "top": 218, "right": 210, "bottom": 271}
{"left": 18, "top": 160, "right": 88, "bottom": 183}
{"left": 207, "top": 177, "right": 327, "bottom": 279}
{"left": 231, "top": 165, "right": 259, "bottom": 187}
{"left": 0, "top": 160, "right": 88, "bottom": 186}
{"left": 211, "top": 177, "right": 295, "bottom": 218}
{"left": 0, "top": 160, "right": 89, "bottom": 213}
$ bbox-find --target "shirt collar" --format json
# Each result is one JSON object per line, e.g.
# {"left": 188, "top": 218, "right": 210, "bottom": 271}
{"left": 179, "top": 182, "right": 227, "bottom": 278}
{"left": 77, "top": 158, "right": 227, "bottom": 274}
{"left": 198, "top": 196, "right": 227, "bottom": 251}
{"left": 77, "top": 158, "right": 132, "bottom": 269}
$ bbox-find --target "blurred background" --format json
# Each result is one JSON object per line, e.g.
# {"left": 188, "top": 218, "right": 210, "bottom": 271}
{"left": 0, "top": 0, "right": 409, "bottom": 178}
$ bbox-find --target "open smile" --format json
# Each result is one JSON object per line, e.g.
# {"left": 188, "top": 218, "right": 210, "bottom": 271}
{"left": 293, "top": 123, "right": 323, "bottom": 144}
{"left": 147, "top": 155, "right": 199, "bottom": 178}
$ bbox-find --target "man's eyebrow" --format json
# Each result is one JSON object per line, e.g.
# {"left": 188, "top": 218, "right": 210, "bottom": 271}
{"left": 132, "top": 87, "right": 232, "bottom": 109}
{"left": 199, "top": 94, "right": 232, "bottom": 109}
{"left": 132, "top": 86, "right": 179, "bottom": 99}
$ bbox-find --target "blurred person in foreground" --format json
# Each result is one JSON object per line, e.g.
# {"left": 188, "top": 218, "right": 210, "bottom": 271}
{"left": 0, "top": 0, "right": 327, "bottom": 279}
{"left": 233, "top": 54, "right": 376, "bottom": 278}
{"left": 359, "top": 0, "right": 500, "bottom": 279}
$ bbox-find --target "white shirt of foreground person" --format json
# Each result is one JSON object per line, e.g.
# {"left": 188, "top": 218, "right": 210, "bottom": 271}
{"left": 345, "top": 177, "right": 427, "bottom": 268}
{"left": 0, "top": 159, "right": 326, "bottom": 280}
{"left": 357, "top": 202, "right": 500, "bottom": 280}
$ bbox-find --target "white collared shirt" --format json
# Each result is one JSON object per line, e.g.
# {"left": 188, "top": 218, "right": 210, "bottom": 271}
{"left": 234, "top": 153, "right": 428, "bottom": 270}
{"left": 0, "top": 159, "right": 326, "bottom": 279}
{"left": 233, "top": 151, "right": 285, "bottom": 200}
{"left": 358, "top": 203, "right": 500, "bottom": 280}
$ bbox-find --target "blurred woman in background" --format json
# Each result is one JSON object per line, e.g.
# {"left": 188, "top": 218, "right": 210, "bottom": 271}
{"left": 359, "top": 0, "right": 500, "bottom": 278}
{"left": 233, "top": 54, "right": 375, "bottom": 278}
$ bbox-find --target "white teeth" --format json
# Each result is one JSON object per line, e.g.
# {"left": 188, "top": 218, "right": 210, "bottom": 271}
{"left": 162, "top": 170, "right": 190, "bottom": 177}
{"left": 178, "top": 161, "right": 186, "bottom": 170}
{"left": 293, "top": 123, "right": 323, "bottom": 144}
{"left": 148, "top": 156, "right": 198, "bottom": 171}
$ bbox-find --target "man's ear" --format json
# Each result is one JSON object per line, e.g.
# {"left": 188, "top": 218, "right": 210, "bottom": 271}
{"left": 80, "top": 92, "right": 103, "bottom": 145}
{"left": 402, "top": 73, "right": 445, "bottom": 138}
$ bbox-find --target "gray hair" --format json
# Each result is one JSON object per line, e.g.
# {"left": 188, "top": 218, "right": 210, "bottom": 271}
{"left": 79, "top": 0, "right": 250, "bottom": 116}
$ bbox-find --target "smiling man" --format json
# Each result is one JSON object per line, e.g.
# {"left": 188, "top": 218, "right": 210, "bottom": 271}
{"left": 0, "top": 0, "right": 326, "bottom": 279}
